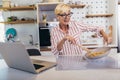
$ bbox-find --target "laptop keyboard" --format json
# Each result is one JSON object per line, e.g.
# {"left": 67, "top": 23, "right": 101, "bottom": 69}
{"left": 33, "top": 64, "right": 44, "bottom": 70}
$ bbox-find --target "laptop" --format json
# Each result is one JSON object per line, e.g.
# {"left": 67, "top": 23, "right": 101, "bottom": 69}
{"left": 0, "top": 42, "right": 56, "bottom": 74}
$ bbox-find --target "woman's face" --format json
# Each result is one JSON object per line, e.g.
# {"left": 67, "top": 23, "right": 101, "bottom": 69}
{"left": 57, "top": 11, "right": 72, "bottom": 26}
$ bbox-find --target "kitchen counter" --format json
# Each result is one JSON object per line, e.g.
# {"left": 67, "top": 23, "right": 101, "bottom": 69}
{"left": 0, "top": 52, "right": 120, "bottom": 80}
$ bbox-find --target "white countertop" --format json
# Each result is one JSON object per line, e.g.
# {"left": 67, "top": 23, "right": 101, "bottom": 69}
{"left": 1, "top": 53, "right": 120, "bottom": 80}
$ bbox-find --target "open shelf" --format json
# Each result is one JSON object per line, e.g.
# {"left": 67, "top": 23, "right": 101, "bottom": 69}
{"left": 0, "top": 6, "right": 36, "bottom": 11}
{"left": 69, "top": 4, "right": 85, "bottom": 8}
{"left": 0, "top": 20, "right": 36, "bottom": 24}
{"left": 86, "top": 13, "right": 113, "bottom": 18}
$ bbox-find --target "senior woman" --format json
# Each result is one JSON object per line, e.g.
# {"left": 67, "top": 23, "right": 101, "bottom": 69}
{"left": 50, "top": 3, "right": 110, "bottom": 56}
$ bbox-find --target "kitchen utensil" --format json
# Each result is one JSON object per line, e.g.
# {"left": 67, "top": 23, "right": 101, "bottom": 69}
{"left": 85, "top": 47, "right": 111, "bottom": 59}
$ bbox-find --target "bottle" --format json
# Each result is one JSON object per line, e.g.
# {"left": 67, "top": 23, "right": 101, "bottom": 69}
{"left": 42, "top": 14, "right": 47, "bottom": 27}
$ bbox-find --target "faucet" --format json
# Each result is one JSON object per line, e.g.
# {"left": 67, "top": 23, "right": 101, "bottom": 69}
{"left": 29, "top": 35, "right": 33, "bottom": 45}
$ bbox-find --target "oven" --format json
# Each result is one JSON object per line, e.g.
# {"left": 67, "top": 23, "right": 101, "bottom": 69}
{"left": 39, "top": 27, "right": 51, "bottom": 48}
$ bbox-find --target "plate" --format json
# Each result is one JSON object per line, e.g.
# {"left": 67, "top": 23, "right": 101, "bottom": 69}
{"left": 6, "top": 28, "right": 17, "bottom": 38}
{"left": 85, "top": 47, "right": 111, "bottom": 59}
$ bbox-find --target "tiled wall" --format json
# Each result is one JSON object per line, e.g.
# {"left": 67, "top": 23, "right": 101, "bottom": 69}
{"left": 64, "top": 0, "right": 117, "bottom": 46}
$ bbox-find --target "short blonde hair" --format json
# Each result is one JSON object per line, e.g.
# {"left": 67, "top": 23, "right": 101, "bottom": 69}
{"left": 54, "top": 3, "right": 71, "bottom": 15}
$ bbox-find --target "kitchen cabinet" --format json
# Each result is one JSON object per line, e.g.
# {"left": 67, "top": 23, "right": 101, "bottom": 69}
{"left": 37, "top": 2, "right": 62, "bottom": 23}
{"left": 37, "top": 2, "right": 62, "bottom": 50}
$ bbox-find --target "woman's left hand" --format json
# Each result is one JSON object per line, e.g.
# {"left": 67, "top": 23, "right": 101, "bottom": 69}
{"left": 64, "top": 35, "right": 76, "bottom": 44}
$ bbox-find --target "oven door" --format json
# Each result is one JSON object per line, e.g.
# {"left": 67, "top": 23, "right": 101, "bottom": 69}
{"left": 39, "top": 27, "right": 51, "bottom": 47}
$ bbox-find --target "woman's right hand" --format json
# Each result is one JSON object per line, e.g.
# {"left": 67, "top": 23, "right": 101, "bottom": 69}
{"left": 64, "top": 35, "right": 76, "bottom": 44}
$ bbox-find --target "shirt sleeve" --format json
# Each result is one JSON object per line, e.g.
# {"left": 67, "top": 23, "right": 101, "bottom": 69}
{"left": 50, "top": 28, "right": 61, "bottom": 55}
{"left": 75, "top": 21, "right": 104, "bottom": 36}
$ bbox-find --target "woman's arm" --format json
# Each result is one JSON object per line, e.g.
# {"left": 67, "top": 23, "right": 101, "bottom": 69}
{"left": 100, "top": 29, "right": 108, "bottom": 43}
{"left": 51, "top": 28, "right": 60, "bottom": 55}
{"left": 57, "top": 35, "right": 76, "bottom": 51}
{"left": 57, "top": 38, "right": 66, "bottom": 51}
{"left": 75, "top": 21, "right": 112, "bottom": 44}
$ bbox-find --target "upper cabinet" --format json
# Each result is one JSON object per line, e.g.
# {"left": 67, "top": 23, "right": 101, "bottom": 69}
{"left": 37, "top": 2, "right": 86, "bottom": 24}
{"left": 37, "top": 3, "right": 59, "bottom": 11}
{"left": 37, "top": 2, "right": 62, "bottom": 24}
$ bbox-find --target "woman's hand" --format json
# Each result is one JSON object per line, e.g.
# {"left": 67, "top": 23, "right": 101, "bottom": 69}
{"left": 107, "top": 37, "right": 112, "bottom": 44}
{"left": 100, "top": 29, "right": 112, "bottom": 45}
{"left": 64, "top": 35, "right": 76, "bottom": 44}
{"left": 57, "top": 35, "right": 76, "bottom": 51}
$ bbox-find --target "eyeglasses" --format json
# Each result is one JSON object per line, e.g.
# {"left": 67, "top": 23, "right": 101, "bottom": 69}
{"left": 58, "top": 12, "right": 73, "bottom": 18}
